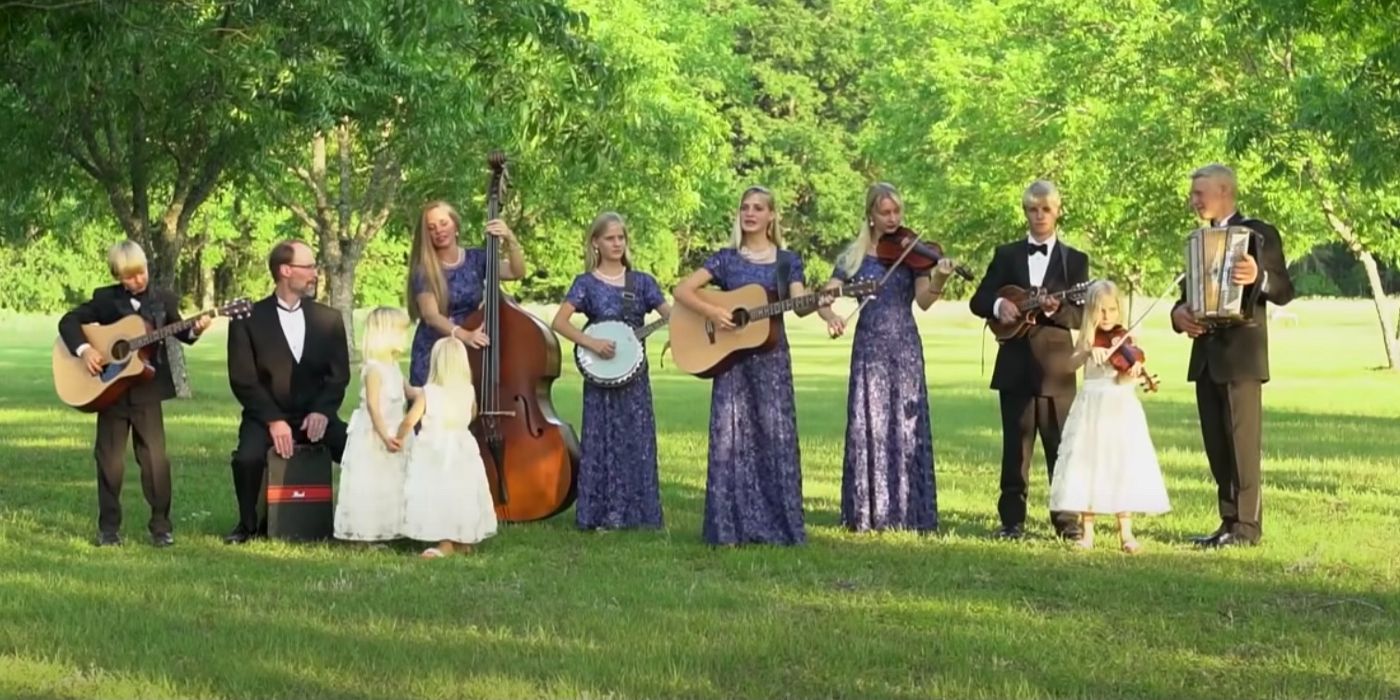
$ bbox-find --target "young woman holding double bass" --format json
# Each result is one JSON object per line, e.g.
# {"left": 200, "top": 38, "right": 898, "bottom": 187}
{"left": 820, "top": 182, "right": 972, "bottom": 533}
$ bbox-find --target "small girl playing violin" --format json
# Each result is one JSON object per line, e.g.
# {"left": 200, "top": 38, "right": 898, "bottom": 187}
{"left": 1048, "top": 280, "right": 1170, "bottom": 553}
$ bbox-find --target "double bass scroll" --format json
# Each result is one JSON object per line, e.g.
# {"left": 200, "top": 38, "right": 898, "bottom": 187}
{"left": 463, "top": 151, "right": 581, "bottom": 523}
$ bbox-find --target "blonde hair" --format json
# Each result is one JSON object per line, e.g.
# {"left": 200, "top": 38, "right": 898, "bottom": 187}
{"left": 107, "top": 240, "right": 148, "bottom": 278}
{"left": 838, "top": 182, "right": 903, "bottom": 277}
{"left": 1076, "top": 280, "right": 1121, "bottom": 353}
{"left": 584, "top": 211, "right": 632, "bottom": 272}
{"left": 427, "top": 336, "right": 473, "bottom": 389}
{"left": 1191, "top": 163, "right": 1238, "bottom": 194}
{"left": 728, "top": 186, "right": 784, "bottom": 249}
{"left": 406, "top": 201, "right": 462, "bottom": 322}
{"left": 361, "top": 307, "right": 410, "bottom": 363}
{"left": 1022, "top": 180, "right": 1063, "bottom": 211}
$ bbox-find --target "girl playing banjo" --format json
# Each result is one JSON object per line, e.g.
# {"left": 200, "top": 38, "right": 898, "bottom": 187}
{"left": 550, "top": 212, "right": 672, "bottom": 531}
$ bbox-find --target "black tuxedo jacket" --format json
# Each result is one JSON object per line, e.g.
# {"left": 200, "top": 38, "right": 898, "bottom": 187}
{"left": 227, "top": 295, "right": 349, "bottom": 425}
{"left": 58, "top": 284, "right": 196, "bottom": 405}
{"left": 1172, "top": 212, "right": 1295, "bottom": 383}
{"left": 969, "top": 239, "right": 1090, "bottom": 397}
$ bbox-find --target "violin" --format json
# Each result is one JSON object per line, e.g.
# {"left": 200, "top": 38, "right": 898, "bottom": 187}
{"left": 874, "top": 226, "right": 975, "bottom": 281}
{"left": 1093, "top": 325, "right": 1159, "bottom": 393}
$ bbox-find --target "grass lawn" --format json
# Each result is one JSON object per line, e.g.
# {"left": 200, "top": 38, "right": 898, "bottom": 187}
{"left": 1, "top": 298, "right": 1397, "bottom": 699}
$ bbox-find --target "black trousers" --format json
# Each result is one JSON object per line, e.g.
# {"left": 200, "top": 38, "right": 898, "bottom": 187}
{"left": 998, "top": 392, "right": 1080, "bottom": 534}
{"left": 94, "top": 400, "right": 171, "bottom": 535}
{"left": 229, "top": 414, "right": 346, "bottom": 533}
{"left": 1195, "top": 379, "right": 1264, "bottom": 542}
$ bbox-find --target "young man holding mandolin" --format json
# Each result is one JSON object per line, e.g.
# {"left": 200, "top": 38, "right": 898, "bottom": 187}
{"left": 969, "top": 180, "right": 1091, "bottom": 541}
{"left": 57, "top": 240, "right": 211, "bottom": 547}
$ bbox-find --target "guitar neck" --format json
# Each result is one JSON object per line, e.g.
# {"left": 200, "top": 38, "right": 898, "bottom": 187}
{"left": 750, "top": 291, "right": 826, "bottom": 320}
{"left": 132, "top": 310, "right": 214, "bottom": 350}
{"left": 635, "top": 317, "right": 669, "bottom": 341}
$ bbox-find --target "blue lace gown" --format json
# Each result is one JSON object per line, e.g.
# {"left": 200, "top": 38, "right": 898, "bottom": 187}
{"left": 835, "top": 256, "right": 938, "bottom": 532}
{"left": 565, "top": 272, "right": 667, "bottom": 529}
{"left": 410, "top": 247, "right": 488, "bottom": 386}
{"left": 700, "top": 248, "right": 806, "bottom": 546}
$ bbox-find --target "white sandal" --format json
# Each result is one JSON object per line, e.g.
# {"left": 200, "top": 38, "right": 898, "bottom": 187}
{"left": 419, "top": 547, "right": 445, "bottom": 559}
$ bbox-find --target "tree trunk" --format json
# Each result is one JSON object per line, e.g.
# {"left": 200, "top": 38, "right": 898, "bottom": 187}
{"left": 325, "top": 264, "right": 357, "bottom": 361}
{"left": 1320, "top": 199, "right": 1400, "bottom": 370}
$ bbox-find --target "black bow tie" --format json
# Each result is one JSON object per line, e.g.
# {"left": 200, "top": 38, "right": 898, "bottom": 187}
{"left": 1028, "top": 242, "right": 1048, "bottom": 256}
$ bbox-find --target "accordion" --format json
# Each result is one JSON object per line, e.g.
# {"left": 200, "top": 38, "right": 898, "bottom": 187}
{"left": 1184, "top": 225, "right": 1262, "bottom": 327}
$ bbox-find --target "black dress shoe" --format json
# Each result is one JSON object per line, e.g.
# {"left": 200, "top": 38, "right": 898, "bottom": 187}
{"left": 95, "top": 531, "right": 122, "bottom": 547}
{"left": 1059, "top": 529, "right": 1084, "bottom": 541}
{"left": 224, "top": 528, "right": 252, "bottom": 545}
{"left": 994, "top": 525, "right": 1024, "bottom": 540}
{"left": 1200, "top": 532, "right": 1255, "bottom": 549}
{"left": 151, "top": 532, "right": 174, "bottom": 548}
{"left": 1191, "top": 527, "right": 1229, "bottom": 546}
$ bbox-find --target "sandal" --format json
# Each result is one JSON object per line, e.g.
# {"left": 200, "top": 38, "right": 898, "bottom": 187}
{"left": 1121, "top": 539, "right": 1142, "bottom": 555}
{"left": 419, "top": 547, "right": 446, "bottom": 559}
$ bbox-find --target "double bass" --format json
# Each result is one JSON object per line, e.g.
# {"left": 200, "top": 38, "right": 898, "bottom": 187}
{"left": 463, "top": 152, "right": 581, "bottom": 522}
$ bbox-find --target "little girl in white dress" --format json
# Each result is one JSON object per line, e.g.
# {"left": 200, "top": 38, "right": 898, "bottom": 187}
{"left": 335, "top": 307, "right": 416, "bottom": 542}
{"left": 1049, "top": 281, "right": 1171, "bottom": 553}
{"left": 401, "top": 337, "right": 498, "bottom": 557}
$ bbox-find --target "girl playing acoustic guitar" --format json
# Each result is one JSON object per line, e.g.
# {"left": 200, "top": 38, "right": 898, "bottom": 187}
{"left": 1048, "top": 280, "right": 1171, "bottom": 553}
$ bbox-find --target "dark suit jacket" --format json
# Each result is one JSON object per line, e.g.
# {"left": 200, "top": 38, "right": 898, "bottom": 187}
{"left": 227, "top": 295, "right": 349, "bottom": 425}
{"left": 58, "top": 284, "right": 196, "bottom": 405}
{"left": 1172, "top": 212, "right": 1295, "bottom": 383}
{"left": 969, "top": 239, "right": 1091, "bottom": 397}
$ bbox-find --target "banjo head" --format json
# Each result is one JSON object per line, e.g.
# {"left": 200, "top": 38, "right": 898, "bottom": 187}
{"left": 575, "top": 320, "right": 645, "bottom": 388}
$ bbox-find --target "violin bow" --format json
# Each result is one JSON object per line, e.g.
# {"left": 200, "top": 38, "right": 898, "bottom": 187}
{"left": 839, "top": 232, "right": 923, "bottom": 326}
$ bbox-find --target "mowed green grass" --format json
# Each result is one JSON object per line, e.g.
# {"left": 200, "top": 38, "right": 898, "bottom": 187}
{"left": 1, "top": 298, "right": 1397, "bottom": 699}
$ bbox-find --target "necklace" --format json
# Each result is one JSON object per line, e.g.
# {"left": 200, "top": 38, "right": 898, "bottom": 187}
{"left": 593, "top": 267, "right": 625, "bottom": 282}
{"left": 739, "top": 245, "right": 776, "bottom": 263}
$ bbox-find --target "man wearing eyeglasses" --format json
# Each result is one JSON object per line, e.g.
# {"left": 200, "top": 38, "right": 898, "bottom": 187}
{"left": 224, "top": 240, "right": 350, "bottom": 543}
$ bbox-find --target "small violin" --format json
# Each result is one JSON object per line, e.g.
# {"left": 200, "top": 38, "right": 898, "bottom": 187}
{"left": 875, "top": 226, "right": 975, "bottom": 281}
{"left": 1094, "top": 325, "right": 1159, "bottom": 393}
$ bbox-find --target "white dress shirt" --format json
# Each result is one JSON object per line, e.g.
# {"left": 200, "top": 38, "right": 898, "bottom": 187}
{"left": 277, "top": 300, "right": 306, "bottom": 363}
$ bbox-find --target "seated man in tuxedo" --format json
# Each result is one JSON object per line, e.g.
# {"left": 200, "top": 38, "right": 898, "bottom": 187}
{"left": 969, "top": 180, "right": 1090, "bottom": 540}
{"left": 58, "top": 240, "right": 211, "bottom": 547}
{"left": 225, "top": 240, "right": 349, "bottom": 544}
{"left": 1171, "top": 164, "right": 1294, "bottom": 548}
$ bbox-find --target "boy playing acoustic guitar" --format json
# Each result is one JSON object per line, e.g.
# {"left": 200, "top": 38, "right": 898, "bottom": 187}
{"left": 57, "top": 240, "right": 210, "bottom": 547}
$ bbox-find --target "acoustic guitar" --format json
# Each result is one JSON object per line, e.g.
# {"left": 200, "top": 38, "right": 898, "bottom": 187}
{"left": 986, "top": 280, "right": 1093, "bottom": 342}
{"left": 669, "top": 279, "right": 877, "bottom": 378}
{"left": 52, "top": 298, "right": 252, "bottom": 412}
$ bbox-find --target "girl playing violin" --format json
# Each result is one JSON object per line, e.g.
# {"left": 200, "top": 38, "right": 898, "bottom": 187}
{"left": 1048, "top": 280, "right": 1170, "bottom": 553}
{"left": 820, "top": 182, "right": 959, "bottom": 533}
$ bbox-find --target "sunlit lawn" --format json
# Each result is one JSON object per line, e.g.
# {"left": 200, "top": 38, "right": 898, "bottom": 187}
{"left": 1, "top": 298, "right": 1397, "bottom": 699}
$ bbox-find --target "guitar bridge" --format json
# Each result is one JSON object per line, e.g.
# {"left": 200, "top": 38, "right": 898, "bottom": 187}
{"left": 480, "top": 410, "right": 517, "bottom": 417}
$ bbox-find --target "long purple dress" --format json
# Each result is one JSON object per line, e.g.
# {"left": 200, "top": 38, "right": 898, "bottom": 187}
{"left": 835, "top": 256, "right": 937, "bottom": 531}
{"left": 410, "top": 247, "right": 488, "bottom": 386}
{"left": 701, "top": 248, "right": 806, "bottom": 546}
{"left": 565, "top": 272, "right": 666, "bottom": 529}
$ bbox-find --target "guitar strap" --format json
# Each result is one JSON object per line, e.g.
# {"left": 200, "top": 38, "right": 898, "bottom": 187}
{"left": 621, "top": 270, "right": 639, "bottom": 328}
{"left": 776, "top": 254, "right": 791, "bottom": 301}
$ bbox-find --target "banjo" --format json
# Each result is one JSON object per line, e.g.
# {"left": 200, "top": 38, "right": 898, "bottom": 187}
{"left": 574, "top": 316, "right": 668, "bottom": 388}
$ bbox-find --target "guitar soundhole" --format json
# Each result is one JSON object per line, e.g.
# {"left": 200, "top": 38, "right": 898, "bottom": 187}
{"left": 109, "top": 340, "right": 131, "bottom": 363}
{"left": 731, "top": 308, "right": 750, "bottom": 329}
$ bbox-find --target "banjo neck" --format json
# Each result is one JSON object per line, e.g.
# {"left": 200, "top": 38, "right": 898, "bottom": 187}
{"left": 634, "top": 316, "right": 669, "bottom": 341}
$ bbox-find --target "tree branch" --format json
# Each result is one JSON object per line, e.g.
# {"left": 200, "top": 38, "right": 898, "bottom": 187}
{"left": 255, "top": 171, "right": 320, "bottom": 233}
{"left": 336, "top": 119, "right": 352, "bottom": 242}
{"left": 129, "top": 56, "right": 150, "bottom": 237}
